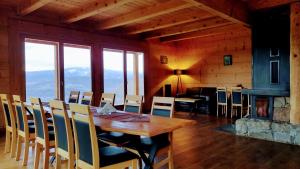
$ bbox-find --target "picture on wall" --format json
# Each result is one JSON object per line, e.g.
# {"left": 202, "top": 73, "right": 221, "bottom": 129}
{"left": 224, "top": 55, "right": 232, "bottom": 66}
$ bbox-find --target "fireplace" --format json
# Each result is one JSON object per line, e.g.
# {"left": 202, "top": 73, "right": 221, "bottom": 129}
{"left": 256, "top": 97, "right": 269, "bottom": 118}
{"left": 242, "top": 89, "right": 290, "bottom": 121}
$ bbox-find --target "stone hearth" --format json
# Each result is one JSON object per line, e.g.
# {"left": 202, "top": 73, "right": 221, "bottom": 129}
{"left": 236, "top": 118, "right": 300, "bottom": 145}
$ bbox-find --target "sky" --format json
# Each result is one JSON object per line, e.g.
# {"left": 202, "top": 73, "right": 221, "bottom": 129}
{"left": 25, "top": 42, "right": 144, "bottom": 72}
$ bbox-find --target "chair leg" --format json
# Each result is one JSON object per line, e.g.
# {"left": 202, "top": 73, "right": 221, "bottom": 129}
{"left": 132, "top": 159, "right": 138, "bottom": 169}
{"left": 68, "top": 153, "right": 74, "bottom": 169}
{"left": 4, "top": 131, "right": 11, "bottom": 153}
{"left": 55, "top": 154, "right": 61, "bottom": 169}
{"left": 10, "top": 131, "right": 17, "bottom": 158}
{"left": 22, "top": 138, "right": 30, "bottom": 166}
{"left": 168, "top": 147, "right": 174, "bottom": 169}
{"left": 43, "top": 147, "right": 50, "bottom": 169}
{"left": 16, "top": 135, "right": 22, "bottom": 161}
{"left": 34, "top": 143, "right": 41, "bottom": 169}
{"left": 217, "top": 104, "right": 219, "bottom": 117}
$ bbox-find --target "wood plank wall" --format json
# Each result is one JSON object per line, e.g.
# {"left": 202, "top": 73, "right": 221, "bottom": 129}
{"left": 0, "top": 10, "right": 9, "bottom": 129}
{"left": 174, "top": 29, "right": 252, "bottom": 90}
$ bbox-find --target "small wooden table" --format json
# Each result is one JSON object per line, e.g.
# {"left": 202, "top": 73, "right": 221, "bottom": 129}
{"left": 175, "top": 97, "right": 202, "bottom": 115}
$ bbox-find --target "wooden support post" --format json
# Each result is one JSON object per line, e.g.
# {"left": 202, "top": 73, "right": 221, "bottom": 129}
{"left": 290, "top": 2, "right": 300, "bottom": 124}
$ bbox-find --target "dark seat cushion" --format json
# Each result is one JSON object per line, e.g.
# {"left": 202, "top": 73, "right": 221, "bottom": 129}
{"left": 48, "top": 130, "right": 55, "bottom": 141}
{"left": 98, "top": 132, "right": 132, "bottom": 146}
{"left": 99, "top": 146, "right": 138, "bottom": 167}
{"left": 47, "top": 118, "right": 53, "bottom": 123}
{"left": 28, "top": 125, "right": 35, "bottom": 133}
{"left": 28, "top": 120, "right": 34, "bottom": 125}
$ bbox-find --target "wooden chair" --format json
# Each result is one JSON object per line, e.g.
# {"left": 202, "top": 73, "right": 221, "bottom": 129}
{"left": 13, "top": 95, "right": 36, "bottom": 166}
{"left": 124, "top": 95, "right": 143, "bottom": 113}
{"left": 49, "top": 100, "right": 74, "bottom": 169}
{"left": 0, "top": 94, "right": 17, "bottom": 158}
{"left": 99, "top": 93, "right": 115, "bottom": 107}
{"left": 98, "top": 95, "right": 143, "bottom": 146}
{"left": 231, "top": 87, "right": 243, "bottom": 118}
{"left": 30, "top": 97, "right": 55, "bottom": 169}
{"left": 149, "top": 96, "right": 175, "bottom": 169}
{"left": 68, "top": 91, "right": 80, "bottom": 104}
{"left": 69, "top": 103, "right": 139, "bottom": 169}
{"left": 217, "top": 87, "right": 228, "bottom": 117}
{"left": 81, "top": 91, "right": 93, "bottom": 105}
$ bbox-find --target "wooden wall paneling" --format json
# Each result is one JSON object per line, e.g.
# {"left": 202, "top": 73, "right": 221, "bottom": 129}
{"left": 290, "top": 2, "right": 300, "bottom": 124}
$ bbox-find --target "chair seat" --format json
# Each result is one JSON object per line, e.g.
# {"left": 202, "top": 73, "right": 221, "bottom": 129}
{"left": 98, "top": 132, "right": 132, "bottom": 146}
{"left": 28, "top": 125, "right": 35, "bottom": 133}
{"left": 28, "top": 120, "right": 34, "bottom": 125}
{"left": 47, "top": 118, "right": 53, "bottom": 123}
{"left": 48, "top": 130, "right": 55, "bottom": 141}
{"left": 124, "top": 133, "right": 170, "bottom": 153}
{"left": 99, "top": 146, "right": 138, "bottom": 167}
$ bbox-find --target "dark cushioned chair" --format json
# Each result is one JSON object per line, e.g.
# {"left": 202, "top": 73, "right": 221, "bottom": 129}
{"left": 69, "top": 103, "right": 139, "bottom": 169}
{"left": 0, "top": 94, "right": 17, "bottom": 158}
{"left": 30, "top": 97, "right": 55, "bottom": 169}
{"left": 13, "top": 95, "right": 36, "bottom": 166}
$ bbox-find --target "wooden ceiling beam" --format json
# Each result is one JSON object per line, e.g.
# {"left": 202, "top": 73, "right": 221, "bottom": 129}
{"left": 160, "top": 24, "right": 246, "bottom": 42}
{"left": 127, "top": 10, "right": 212, "bottom": 34}
{"left": 249, "top": 0, "right": 300, "bottom": 10}
{"left": 97, "top": 0, "right": 193, "bottom": 30}
{"left": 19, "top": 0, "right": 54, "bottom": 16}
{"left": 145, "top": 17, "right": 231, "bottom": 39}
{"left": 183, "top": 0, "right": 250, "bottom": 26}
{"left": 64, "top": 0, "right": 132, "bottom": 23}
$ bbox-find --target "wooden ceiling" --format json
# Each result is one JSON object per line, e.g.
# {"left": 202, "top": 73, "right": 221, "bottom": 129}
{"left": 0, "top": 0, "right": 298, "bottom": 42}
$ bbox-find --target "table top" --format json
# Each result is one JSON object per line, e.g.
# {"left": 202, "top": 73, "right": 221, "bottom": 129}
{"left": 175, "top": 98, "right": 201, "bottom": 103}
{"left": 26, "top": 103, "right": 196, "bottom": 137}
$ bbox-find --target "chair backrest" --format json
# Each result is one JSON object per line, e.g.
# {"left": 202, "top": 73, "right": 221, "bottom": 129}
{"left": 99, "top": 93, "right": 115, "bottom": 107}
{"left": 0, "top": 94, "right": 16, "bottom": 129}
{"left": 30, "top": 97, "right": 49, "bottom": 144}
{"left": 81, "top": 92, "right": 93, "bottom": 105}
{"left": 49, "top": 100, "right": 73, "bottom": 157}
{"left": 231, "top": 87, "right": 242, "bottom": 105}
{"left": 68, "top": 91, "right": 80, "bottom": 103}
{"left": 151, "top": 96, "right": 175, "bottom": 118}
{"left": 124, "top": 95, "right": 143, "bottom": 113}
{"left": 12, "top": 95, "right": 29, "bottom": 135}
{"left": 70, "top": 103, "right": 100, "bottom": 169}
{"left": 217, "top": 87, "right": 227, "bottom": 104}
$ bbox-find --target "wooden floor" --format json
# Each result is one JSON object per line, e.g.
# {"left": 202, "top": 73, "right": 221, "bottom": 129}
{"left": 1, "top": 112, "right": 300, "bottom": 169}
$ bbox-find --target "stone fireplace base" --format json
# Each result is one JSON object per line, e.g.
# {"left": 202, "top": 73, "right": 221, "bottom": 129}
{"left": 236, "top": 118, "right": 300, "bottom": 145}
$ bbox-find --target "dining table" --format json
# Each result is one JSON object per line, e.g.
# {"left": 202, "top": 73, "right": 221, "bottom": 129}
{"left": 25, "top": 102, "right": 196, "bottom": 169}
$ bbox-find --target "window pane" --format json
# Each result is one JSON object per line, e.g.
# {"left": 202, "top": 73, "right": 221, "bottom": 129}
{"left": 126, "top": 52, "right": 144, "bottom": 97}
{"left": 103, "top": 49, "right": 124, "bottom": 105}
{"left": 64, "top": 44, "right": 92, "bottom": 102}
{"left": 126, "top": 53, "right": 134, "bottom": 95}
{"left": 25, "top": 40, "right": 57, "bottom": 101}
{"left": 138, "top": 53, "right": 144, "bottom": 96}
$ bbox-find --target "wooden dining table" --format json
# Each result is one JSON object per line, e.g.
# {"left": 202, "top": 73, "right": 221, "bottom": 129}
{"left": 25, "top": 102, "right": 196, "bottom": 169}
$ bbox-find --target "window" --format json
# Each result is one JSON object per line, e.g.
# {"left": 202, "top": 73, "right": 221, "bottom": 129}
{"left": 126, "top": 51, "right": 144, "bottom": 96}
{"left": 103, "top": 49, "right": 125, "bottom": 105}
{"left": 64, "top": 44, "right": 92, "bottom": 101}
{"left": 103, "top": 48, "right": 144, "bottom": 105}
{"left": 270, "top": 60, "right": 279, "bottom": 84}
{"left": 25, "top": 39, "right": 58, "bottom": 101}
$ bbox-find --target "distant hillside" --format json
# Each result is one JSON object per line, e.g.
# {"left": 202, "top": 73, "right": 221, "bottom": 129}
{"left": 25, "top": 67, "right": 142, "bottom": 105}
